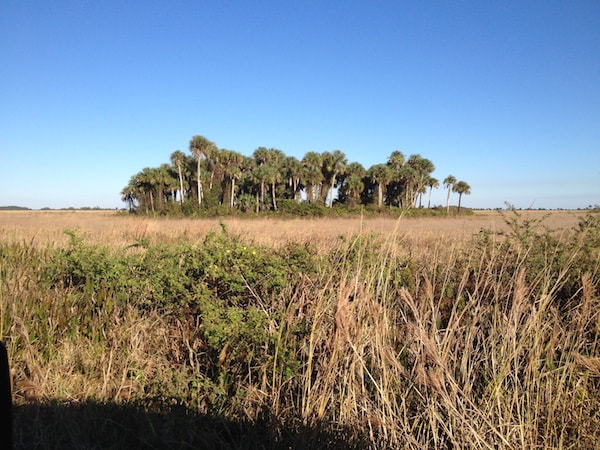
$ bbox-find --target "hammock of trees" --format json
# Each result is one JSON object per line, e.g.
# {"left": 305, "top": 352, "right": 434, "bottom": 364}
{"left": 121, "top": 135, "right": 471, "bottom": 215}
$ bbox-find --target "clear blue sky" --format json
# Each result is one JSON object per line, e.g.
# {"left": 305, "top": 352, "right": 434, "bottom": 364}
{"left": 1, "top": 0, "right": 599, "bottom": 210}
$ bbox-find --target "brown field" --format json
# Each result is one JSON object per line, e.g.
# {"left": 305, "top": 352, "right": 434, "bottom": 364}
{"left": 0, "top": 209, "right": 585, "bottom": 248}
{"left": 2, "top": 207, "right": 599, "bottom": 448}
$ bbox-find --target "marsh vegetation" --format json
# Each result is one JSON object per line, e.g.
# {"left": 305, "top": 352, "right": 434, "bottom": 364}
{"left": 1, "top": 210, "right": 599, "bottom": 448}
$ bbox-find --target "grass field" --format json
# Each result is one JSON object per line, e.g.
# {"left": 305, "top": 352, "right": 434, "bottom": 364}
{"left": 0, "top": 209, "right": 584, "bottom": 247}
{"left": 1, "top": 209, "right": 599, "bottom": 448}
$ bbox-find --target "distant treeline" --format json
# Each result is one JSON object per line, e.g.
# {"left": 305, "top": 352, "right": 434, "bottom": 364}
{"left": 121, "top": 135, "right": 471, "bottom": 216}
{"left": 0, "top": 206, "right": 31, "bottom": 210}
{"left": 0, "top": 206, "right": 114, "bottom": 211}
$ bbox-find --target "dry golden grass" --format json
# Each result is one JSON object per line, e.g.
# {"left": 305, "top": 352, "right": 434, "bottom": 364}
{"left": 2, "top": 207, "right": 599, "bottom": 448}
{"left": 0, "top": 209, "right": 584, "bottom": 249}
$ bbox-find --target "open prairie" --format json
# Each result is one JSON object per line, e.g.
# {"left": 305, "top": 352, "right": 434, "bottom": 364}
{"left": 2, "top": 208, "right": 599, "bottom": 448}
{"left": 0, "top": 209, "right": 585, "bottom": 248}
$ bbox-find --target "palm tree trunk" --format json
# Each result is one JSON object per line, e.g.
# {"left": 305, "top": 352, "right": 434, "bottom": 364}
{"left": 157, "top": 187, "right": 164, "bottom": 211}
{"left": 177, "top": 165, "right": 184, "bottom": 206}
{"left": 197, "top": 160, "right": 203, "bottom": 207}
{"left": 328, "top": 173, "right": 337, "bottom": 207}
{"left": 271, "top": 182, "right": 277, "bottom": 211}
{"left": 294, "top": 177, "right": 301, "bottom": 202}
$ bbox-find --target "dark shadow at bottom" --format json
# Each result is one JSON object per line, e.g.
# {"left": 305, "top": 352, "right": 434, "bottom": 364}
{"left": 13, "top": 400, "right": 374, "bottom": 449}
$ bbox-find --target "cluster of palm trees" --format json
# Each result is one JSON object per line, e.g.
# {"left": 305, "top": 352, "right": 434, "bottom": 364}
{"left": 121, "top": 135, "right": 471, "bottom": 214}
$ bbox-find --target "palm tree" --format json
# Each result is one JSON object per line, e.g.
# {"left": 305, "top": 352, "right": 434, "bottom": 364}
{"left": 282, "top": 156, "right": 303, "bottom": 202}
{"left": 264, "top": 149, "right": 285, "bottom": 171}
{"left": 387, "top": 150, "right": 406, "bottom": 170}
{"left": 301, "top": 152, "right": 323, "bottom": 203}
{"left": 416, "top": 183, "right": 428, "bottom": 208}
{"left": 252, "top": 147, "right": 269, "bottom": 209}
{"left": 425, "top": 176, "right": 439, "bottom": 209}
{"left": 385, "top": 151, "right": 411, "bottom": 207}
{"left": 321, "top": 150, "right": 347, "bottom": 207}
{"left": 368, "top": 164, "right": 393, "bottom": 208}
{"left": 240, "top": 155, "right": 256, "bottom": 189}
{"left": 120, "top": 182, "right": 137, "bottom": 212}
{"left": 236, "top": 157, "right": 260, "bottom": 212}
{"left": 136, "top": 167, "right": 158, "bottom": 213}
{"left": 338, "top": 162, "right": 366, "bottom": 207}
{"left": 189, "top": 135, "right": 217, "bottom": 207}
{"left": 207, "top": 148, "right": 227, "bottom": 205}
{"left": 407, "top": 154, "right": 435, "bottom": 208}
{"left": 209, "top": 147, "right": 225, "bottom": 194}
{"left": 443, "top": 175, "right": 457, "bottom": 215}
{"left": 252, "top": 147, "right": 285, "bottom": 211}
{"left": 390, "top": 164, "right": 417, "bottom": 208}
{"left": 159, "top": 163, "right": 180, "bottom": 207}
{"left": 221, "top": 149, "right": 244, "bottom": 207}
{"left": 344, "top": 175, "right": 365, "bottom": 207}
{"left": 183, "top": 154, "right": 198, "bottom": 201}
{"left": 264, "top": 149, "right": 285, "bottom": 210}
{"left": 170, "top": 150, "right": 186, "bottom": 206}
{"left": 252, "top": 164, "right": 268, "bottom": 211}
{"left": 453, "top": 181, "right": 471, "bottom": 214}
{"left": 253, "top": 164, "right": 282, "bottom": 211}
{"left": 252, "top": 147, "right": 270, "bottom": 166}
{"left": 126, "top": 175, "right": 146, "bottom": 212}
{"left": 386, "top": 150, "right": 405, "bottom": 207}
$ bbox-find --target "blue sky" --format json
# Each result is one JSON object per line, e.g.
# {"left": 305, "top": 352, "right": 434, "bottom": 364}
{"left": 1, "top": 0, "right": 599, "bottom": 210}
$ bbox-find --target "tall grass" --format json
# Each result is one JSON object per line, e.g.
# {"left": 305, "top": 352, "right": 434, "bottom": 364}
{"left": 1, "top": 211, "right": 599, "bottom": 448}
